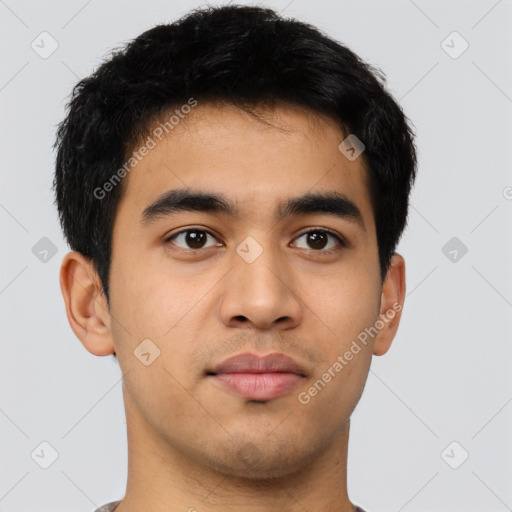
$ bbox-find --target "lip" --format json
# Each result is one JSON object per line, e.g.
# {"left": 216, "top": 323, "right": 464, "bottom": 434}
{"left": 207, "top": 352, "right": 306, "bottom": 401}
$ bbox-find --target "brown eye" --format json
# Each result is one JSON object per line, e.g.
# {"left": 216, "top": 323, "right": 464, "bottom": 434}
{"left": 293, "top": 229, "right": 345, "bottom": 252}
{"left": 305, "top": 231, "right": 328, "bottom": 250}
{"left": 166, "top": 229, "right": 221, "bottom": 250}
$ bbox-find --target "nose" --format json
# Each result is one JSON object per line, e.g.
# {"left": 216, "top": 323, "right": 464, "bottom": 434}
{"left": 217, "top": 237, "right": 303, "bottom": 331}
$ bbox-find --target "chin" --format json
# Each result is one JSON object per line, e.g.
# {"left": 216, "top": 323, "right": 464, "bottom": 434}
{"left": 200, "top": 438, "right": 318, "bottom": 481}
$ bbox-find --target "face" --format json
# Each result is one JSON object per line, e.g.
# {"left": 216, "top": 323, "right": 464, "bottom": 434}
{"left": 65, "top": 102, "right": 404, "bottom": 480}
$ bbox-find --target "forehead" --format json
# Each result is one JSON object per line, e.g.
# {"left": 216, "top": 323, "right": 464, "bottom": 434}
{"left": 116, "top": 102, "right": 375, "bottom": 233}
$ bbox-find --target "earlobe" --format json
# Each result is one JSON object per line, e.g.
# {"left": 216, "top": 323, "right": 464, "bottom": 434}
{"left": 373, "top": 253, "right": 406, "bottom": 356}
{"left": 59, "top": 251, "right": 115, "bottom": 356}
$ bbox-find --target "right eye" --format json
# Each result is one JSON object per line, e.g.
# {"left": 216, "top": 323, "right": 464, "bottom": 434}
{"left": 164, "top": 228, "right": 223, "bottom": 251}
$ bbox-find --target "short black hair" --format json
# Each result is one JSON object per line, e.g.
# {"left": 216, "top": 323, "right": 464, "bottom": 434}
{"left": 53, "top": 4, "right": 417, "bottom": 304}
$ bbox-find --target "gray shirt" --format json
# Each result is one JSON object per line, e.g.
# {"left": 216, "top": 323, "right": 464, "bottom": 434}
{"left": 94, "top": 502, "right": 121, "bottom": 512}
{"left": 94, "top": 501, "right": 368, "bottom": 511}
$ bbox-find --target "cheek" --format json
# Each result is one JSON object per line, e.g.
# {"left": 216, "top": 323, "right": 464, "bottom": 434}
{"left": 305, "top": 266, "right": 381, "bottom": 347}
{"left": 108, "top": 259, "right": 205, "bottom": 387}
{"left": 109, "top": 252, "right": 189, "bottom": 337}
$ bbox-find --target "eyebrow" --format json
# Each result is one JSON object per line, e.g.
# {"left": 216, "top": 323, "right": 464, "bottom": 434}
{"left": 140, "top": 187, "right": 366, "bottom": 232}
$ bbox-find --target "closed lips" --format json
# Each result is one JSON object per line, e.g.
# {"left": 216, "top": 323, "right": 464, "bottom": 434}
{"left": 206, "top": 352, "right": 307, "bottom": 401}
{"left": 207, "top": 352, "right": 307, "bottom": 376}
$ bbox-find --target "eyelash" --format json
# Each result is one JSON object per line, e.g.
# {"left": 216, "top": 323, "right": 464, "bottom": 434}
{"left": 164, "top": 227, "right": 347, "bottom": 254}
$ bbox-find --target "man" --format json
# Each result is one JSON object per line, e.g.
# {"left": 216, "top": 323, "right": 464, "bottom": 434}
{"left": 54, "top": 4, "right": 417, "bottom": 511}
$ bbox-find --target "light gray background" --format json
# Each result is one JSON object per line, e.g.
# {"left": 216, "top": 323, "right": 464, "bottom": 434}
{"left": 1, "top": 0, "right": 511, "bottom": 511}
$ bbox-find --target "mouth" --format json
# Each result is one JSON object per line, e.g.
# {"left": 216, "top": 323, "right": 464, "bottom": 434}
{"left": 206, "top": 352, "right": 307, "bottom": 401}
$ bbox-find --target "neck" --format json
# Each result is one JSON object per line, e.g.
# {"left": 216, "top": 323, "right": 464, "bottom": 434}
{"left": 116, "top": 392, "right": 354, "bottom": 512}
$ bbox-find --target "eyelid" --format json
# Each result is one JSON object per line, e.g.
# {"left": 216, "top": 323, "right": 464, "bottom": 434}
{"left": 297, "top": 226, "right": 347, "bottom": 244}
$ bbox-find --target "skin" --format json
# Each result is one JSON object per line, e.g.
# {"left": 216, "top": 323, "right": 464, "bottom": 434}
{"left": 60, "top": 102, "right": 406, "bottom": 512}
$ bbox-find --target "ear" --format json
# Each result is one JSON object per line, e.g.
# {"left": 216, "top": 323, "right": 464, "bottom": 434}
{"left": 59, "top": 251, "right": 115, "bottom": 356}
{"left": 373, "top": 253, "right": 406, "bottom": 356}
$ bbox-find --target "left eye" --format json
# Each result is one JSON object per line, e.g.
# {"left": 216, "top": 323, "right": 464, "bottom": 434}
{"left": 292, "top": 229, "right": 345, "bottom": 252}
